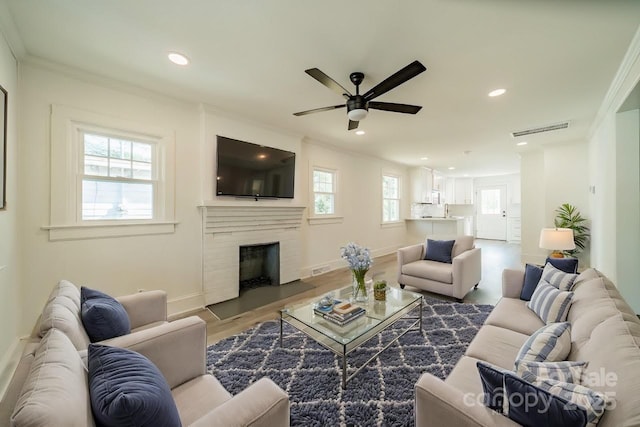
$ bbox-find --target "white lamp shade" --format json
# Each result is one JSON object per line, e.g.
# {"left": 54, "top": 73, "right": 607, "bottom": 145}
{"left": 539, "top": 228, "right": 576, "bottom": 250}
{"left": 347, "top": 108, "right": 368, "bottom": 121}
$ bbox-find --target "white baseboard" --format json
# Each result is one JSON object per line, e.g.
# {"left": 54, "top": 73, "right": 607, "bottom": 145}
{"left": 300, "top": 244, "right": 402, "bottom": 280}
{"left": 167, "top": 292, "right": 205, "bottom": 319}
{"left": 0, "top": 337, "right": 27, "bottom": 401}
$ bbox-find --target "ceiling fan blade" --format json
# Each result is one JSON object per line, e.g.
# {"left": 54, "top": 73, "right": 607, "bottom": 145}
{"left": 368, "top": 101, "right": 422, "bottom": 114}
{"left": 363, "top": 60, "right": 426, "bottom": 101}
{"left": 305, "top": 68, "right": 352, "bottom": 99}
{"left": 348, "top": 120, "right": 359, "bottom": 130}
{"left": 293, "top": 104, "right": 345, "bottom": 116}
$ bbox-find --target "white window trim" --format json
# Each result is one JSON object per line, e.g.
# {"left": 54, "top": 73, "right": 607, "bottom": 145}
{"left": 381, "top": 173, "right": 401, "bottom": 224}
{"left": 47, "top": 105, "right": 176, "bottom": 241}
{"left": 308, "top": 165, "right": 343, "bottom": 224}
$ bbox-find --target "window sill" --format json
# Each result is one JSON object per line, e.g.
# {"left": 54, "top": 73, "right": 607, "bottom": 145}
{"left": 42, "top": 221, "right": 178, "bottom": 241}
{"left": 380, "top": 221, "right": 405, "bottom": 229}
{"left": 307, "top": 216, "right": 344, "bottom": 226}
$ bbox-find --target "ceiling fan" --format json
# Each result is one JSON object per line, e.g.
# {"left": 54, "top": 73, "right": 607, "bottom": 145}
{"left": 293, "top": 60, "right": 426, "bottom": 130}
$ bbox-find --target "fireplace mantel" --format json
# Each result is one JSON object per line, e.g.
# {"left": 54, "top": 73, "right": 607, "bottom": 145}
{"left": 200, "top": 204, "right": 306, "bottom": 305}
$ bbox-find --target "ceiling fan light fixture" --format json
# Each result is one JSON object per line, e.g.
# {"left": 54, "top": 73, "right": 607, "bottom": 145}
{"left": 347, "top": 108, "right": 368, "bottom": 121}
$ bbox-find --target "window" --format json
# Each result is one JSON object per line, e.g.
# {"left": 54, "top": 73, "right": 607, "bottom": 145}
{"left": 480, "top": 188, "right": 501, "bottom": 214}
{"left": 81, "top": 131, "right": 155, "bottom": 220}
{"left": 382, "top": 174, "right": 400, "bottom": 222}
{"left": 313, "top": 168, "right": 335, "bottom": 215}
{"left": 48, "top": 105, "right": 175, "bottom": 240}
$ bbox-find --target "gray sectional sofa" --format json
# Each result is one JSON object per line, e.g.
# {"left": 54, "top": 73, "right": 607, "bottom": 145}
{"left": 415, "top": 267, "right": 640, "bottom": 426}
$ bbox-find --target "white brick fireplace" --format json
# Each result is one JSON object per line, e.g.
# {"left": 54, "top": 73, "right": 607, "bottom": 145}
{"left": 201, "top": 204, "right": 306, "bottom": 305}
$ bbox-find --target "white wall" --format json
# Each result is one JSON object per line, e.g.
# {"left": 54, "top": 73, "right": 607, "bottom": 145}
{"left": 18, "top": 63, "right": 204, "bottom": 333}
{"left": 0, "top": 29, "right": 20, "bottom": 390}
{"left": 520, "top": 141, "right": 590, "bottom": 266}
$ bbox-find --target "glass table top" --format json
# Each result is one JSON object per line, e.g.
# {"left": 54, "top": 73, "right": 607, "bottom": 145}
{"left": 280, "top": 285, "right": 422, "bottom": 346}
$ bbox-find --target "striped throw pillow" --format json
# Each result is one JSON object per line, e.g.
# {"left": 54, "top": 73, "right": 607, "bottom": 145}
{"left": 520, "top": 370, "right": 609, "bottom": 427}
{"left": 516, "top": 360, "right": 587, "bottom": 383}
{"left": 527, "top": 280, "right": 573, "bottom": 323}
{"left": 515, "top": 322, "right": 571, "bottom": 368}
{"left": 542, "top": 262, "right": 579, "bottom": 291}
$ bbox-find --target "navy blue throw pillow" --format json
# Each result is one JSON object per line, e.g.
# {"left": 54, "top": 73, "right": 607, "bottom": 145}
{"left": 504, "top": 373, "right": 587, "bottom": 427}
{"left": 81, "top": 286, "right": 131, "bottom": 342}
{"left": 545, "top": 257, "right": 579, "bottom": 274}
{"left": 476, "top": 361, "right": 507, "bottom": 413}
{"left": 424, "top": 239, "right": 455, "bottom": 263}
{"left": 520, "top": 264, "right": 544, "bottom": 301}
{"left": 88, "top": 344, "right": 182, "bottom": 427}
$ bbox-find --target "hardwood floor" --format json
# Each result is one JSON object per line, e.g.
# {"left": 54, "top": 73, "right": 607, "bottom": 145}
{"left": 188, "top": 239, "right": 522, "bottom": 345}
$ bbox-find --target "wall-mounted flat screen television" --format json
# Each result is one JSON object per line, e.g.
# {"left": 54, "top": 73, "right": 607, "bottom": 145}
{"left": 216, "top": 136, "right": 295, "bottom": 199}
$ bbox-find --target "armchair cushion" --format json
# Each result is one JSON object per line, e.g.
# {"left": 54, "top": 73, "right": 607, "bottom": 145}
{"left": 88, "top": 344, "right": 182, "bottom": 427}
{"left": 424, "top": 239, "right": 455, "bottom": 263}
{"left": 81, "top": 287, "right": 131, "bottom": 342}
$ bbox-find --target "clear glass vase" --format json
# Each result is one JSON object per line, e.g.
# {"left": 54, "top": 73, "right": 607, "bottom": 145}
{"left": 352, "top": 270, "right": 368, "bottom": 302}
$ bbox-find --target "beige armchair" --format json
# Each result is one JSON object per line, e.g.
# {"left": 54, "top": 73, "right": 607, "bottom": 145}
{"left": 397, "top": 236, "right": 481, "bottom": 301}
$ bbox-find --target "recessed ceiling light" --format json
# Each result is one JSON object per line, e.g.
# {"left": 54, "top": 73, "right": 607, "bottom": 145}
{"left": 488, "top": 88, "right": 506, "bottom": 97}
{"left": 420, "top": 157, "right": 429, "bottom": 160}
{"left": 516, "top": 141, "right": 528, "bottom": 146}
{"left": 257, "top": 154, "right": 267, "bottom": 159}
{"left": 355, "top": 130, "right": 365, "bottom": 135}
{"left": 168, "top": 52, "right": 189, "bottom": 66}
{"left": 464, "top": 174, "right": 469, "bottom": 177}
{"left": 448, "top": 167, "right": 455, "bottom": 170}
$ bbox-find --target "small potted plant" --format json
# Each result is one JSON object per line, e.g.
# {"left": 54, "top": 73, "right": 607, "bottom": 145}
{"left": 373, "top": 280, "right": 387, "bottom": 301}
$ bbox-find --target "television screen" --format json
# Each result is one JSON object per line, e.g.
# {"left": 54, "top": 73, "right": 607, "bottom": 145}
{"left": 216, "top": 136, "right": 295, "bottom": 198}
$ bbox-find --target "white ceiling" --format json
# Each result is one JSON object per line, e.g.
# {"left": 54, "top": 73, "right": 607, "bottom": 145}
{"left": 3, "top": 0, "right": 640, "bottom": 177}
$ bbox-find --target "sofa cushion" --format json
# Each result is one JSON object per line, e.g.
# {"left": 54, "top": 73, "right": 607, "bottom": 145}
{"left": 569, "top": 313, "right": 640, "bottom": 427}
{"left": 38, "top": 281, "right": 90, "bottom": 350}
{"left": 520, "top": 264, "right": 544, "bottom": 301}
{"left": 465, "top": 325, "right": 529, "bottom": 370}
{"left": 504, "top": 373, "right": 590, "bottom": 427}
{"left": 171, "top": 375, "right": 232, "bottom": 426}
{"left": 484, "top": 297, "right": 545, "bottom": 336}
{"left": 88, "top": 344, "right": 182, "bottom": 427}
{"left": 424, "top": 239, "right": 455, "bottom": 263}
{"left": 10, "top": 329, "right": 95, "bottom": 427}
{"left": 567, "top": 278, "right": 619, "bottom": 345}
{"left": 401, "top": 260, "right": 453, "bottom": 284}
{"left": 81, "top": 287, "right": 131, "bottom": 342}
{"left": 515, "top": 360, "right": 587, "bottom": 383}
{"left": 541, "top": 263, "right": 578, "bottom": 291}
{"left": 527, "top": 280, "right": 573, "bottom": 323}
{"left": 545, "top": 257, "right": 579, "bottom": 274}
{"left": 515, "top": 322, "right": 571, "bottom": 367}
{"left": 451, "top": 235, "right": 474, "bottom": 258}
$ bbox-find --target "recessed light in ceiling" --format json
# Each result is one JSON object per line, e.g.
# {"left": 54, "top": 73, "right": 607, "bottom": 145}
{"left": 355, "top": 130, "right": 365, "bottom": 135}
{"left": 488, "top": 88, "right": 506, "bottom": 97}
{"left": 168, "top": 52, "right": 189, "bottom": 66}
{"left": 516, "top": 141, "right": 528, "bottom": 146}
{"left": 448, "top": 166, "right": 455, "bottom": 170}
{"left": 420, "top": 157, "right": 429, "bottom": 160}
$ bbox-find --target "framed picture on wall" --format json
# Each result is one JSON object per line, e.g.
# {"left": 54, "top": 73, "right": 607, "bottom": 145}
{"left": 0, "top": 84, "right": 6, "bottom": 210}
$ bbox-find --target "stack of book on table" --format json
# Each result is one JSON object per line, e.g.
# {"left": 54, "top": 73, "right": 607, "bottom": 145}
{"left": 314, "top": 301, "right": 366, "bottom": 326}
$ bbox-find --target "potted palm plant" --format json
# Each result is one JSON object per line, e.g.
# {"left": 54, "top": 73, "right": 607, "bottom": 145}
{"left": 554, "top": 203, "right": 590, "bottom": 256}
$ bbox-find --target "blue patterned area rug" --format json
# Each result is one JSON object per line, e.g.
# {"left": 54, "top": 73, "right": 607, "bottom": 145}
{"left": 206, "top": 295, "right": 493, "bottom": 427}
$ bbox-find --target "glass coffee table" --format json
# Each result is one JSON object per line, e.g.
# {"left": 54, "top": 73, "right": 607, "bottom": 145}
{"left": 280, "top": 285, "right": 423, "bottom": 388}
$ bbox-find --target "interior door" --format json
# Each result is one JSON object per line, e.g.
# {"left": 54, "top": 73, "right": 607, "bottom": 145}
{"left": 475, "top": 185, "right": 507, "bottom": 240}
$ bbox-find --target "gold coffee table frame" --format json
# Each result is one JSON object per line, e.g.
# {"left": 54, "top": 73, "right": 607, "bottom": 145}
{"left": 280, "top": 285, "right": 423, "bottom": 388}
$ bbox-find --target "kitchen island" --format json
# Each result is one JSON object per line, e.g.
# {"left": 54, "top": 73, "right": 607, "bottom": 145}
{"left": 405, "top": 217, "right": 464, "bottom": 242}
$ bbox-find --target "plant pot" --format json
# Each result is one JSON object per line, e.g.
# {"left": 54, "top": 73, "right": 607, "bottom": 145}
{"left": 374, "top": 287, "right": 387, "bottom": 301}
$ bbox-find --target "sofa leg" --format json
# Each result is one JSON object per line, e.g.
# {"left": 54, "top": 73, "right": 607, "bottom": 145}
{"left": 399, "top": 284, "right": 405, "bottom": 289}
{"left": 474, "top": 284, "right": 479, "bottom": 290}
{"left": 456, "top": 298, "right": 463, "bottom": 303}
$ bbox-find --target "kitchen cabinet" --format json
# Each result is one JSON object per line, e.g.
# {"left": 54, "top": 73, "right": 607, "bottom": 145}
{"left": 507, "top": 218, "right": 521, "bottom": 242}
{"left": 410, "top": 167, "right": 434, "bottom": 203}
{"left": 454, "top": 178, "right": 474, "bottom": 204}
{"left": 444, "top": 178, "right": 455, "bottom": 204}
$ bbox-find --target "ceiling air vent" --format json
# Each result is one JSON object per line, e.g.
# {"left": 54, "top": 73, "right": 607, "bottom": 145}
{"left": 511, "top": 121, "right": 570, "bottom": 138}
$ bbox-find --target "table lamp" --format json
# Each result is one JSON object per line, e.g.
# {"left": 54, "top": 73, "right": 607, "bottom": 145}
{"left": 539, "top": 228, "right": 576, "bottom": 258}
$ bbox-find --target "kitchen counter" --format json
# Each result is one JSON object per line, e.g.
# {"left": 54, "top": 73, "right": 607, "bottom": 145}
{"left": 405, "top": 217, "right": 463, "bottom": 221}
{"left": 405, "top": 217, "right": 464, "bottom": 240}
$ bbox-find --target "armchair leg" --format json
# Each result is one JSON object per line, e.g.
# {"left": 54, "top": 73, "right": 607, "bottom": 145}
{"left": 456, "top": 298, "right": 463, "bottom": 303}
{"left": 474, "top": 284, "right": 479, "bottom": 290}
{"left": 399, "top": 284, "right": 405, "bottom": 289}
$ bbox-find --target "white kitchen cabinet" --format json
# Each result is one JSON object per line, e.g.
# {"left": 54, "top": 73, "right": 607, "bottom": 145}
{"left": 507, "top": 218, "right": 521, "bottom": 242}
{"left": 432, "top": 171, "right": 444, "bottom": 192}
{"left": 410, "top": 167, "right": 434, "bottom": 203}
{"left": 454, "top": 178, "right": 474, "bottom": 204}
{"left": 444, "top": 178, "right": 455, "bottom": 204}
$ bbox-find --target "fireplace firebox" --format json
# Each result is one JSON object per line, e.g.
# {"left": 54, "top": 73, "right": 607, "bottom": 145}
{"left": 239, "top": 242, "right": 280, "bottom": 291}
